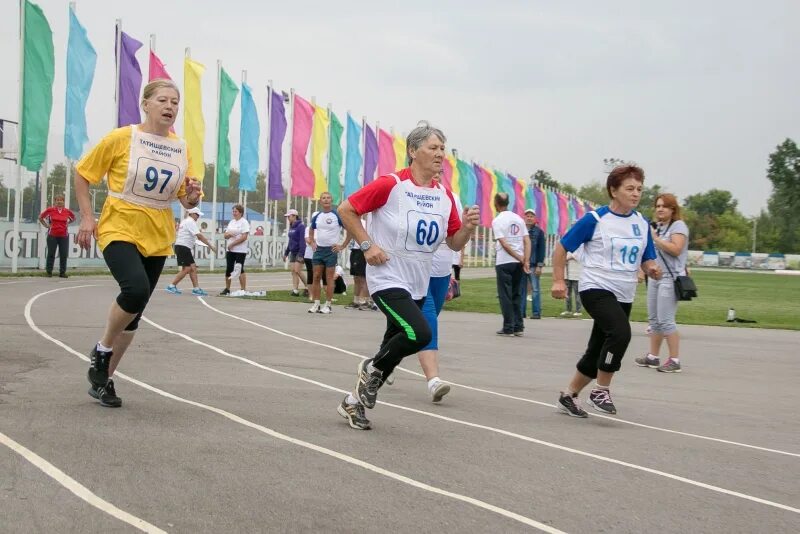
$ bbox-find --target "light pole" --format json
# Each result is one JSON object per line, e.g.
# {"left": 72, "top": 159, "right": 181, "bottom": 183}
{"left": 752, "top": 217, "right": 757, "bottom": 253}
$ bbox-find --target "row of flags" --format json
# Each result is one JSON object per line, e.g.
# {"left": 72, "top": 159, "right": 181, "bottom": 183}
{"left": 18, "top": 0, "right": 594, "bottom": 234}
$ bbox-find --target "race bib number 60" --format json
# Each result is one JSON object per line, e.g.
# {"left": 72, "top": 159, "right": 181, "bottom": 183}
{"left": 405, "top": 211, "right": 445, "bottom": 253}
{"left": 132, "top": 157, "right": 181, "bottom": 201}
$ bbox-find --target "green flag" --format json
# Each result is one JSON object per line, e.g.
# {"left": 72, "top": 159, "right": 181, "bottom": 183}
{"left": 20, "top": 0, "right": 55, "bottom": 171}
{"left": 327, "top": 112, "right": 344, "bottom": 204}
{"left": 215, "top": 67, "right": 238, "bottom": 188}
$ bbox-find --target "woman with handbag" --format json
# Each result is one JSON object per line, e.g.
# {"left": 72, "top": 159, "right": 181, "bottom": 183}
{"left": 636, "top": 193, "right": 690, "bottom": 373}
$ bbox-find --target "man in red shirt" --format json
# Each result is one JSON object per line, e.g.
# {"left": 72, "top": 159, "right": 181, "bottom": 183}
{"left": 38, "top": 194, "right": 76, "bottom": 277}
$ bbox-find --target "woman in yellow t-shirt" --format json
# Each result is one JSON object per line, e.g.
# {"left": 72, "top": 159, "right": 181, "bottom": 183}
{"left": 75, "top": 79, "right": 202, "bottom": 408}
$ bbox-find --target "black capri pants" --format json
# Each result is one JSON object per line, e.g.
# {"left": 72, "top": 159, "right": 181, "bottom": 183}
{"left": 225, "top": 251, "right": 247, "bottom": 277}
{"left": 371, "top": 287, "right": 432, "bottom": 376}
{"left": 576, "top": 289, "right": 632, "bottom": 378}
{"left": 103, "top": 241, "right": 166, "bottom": 331}
{"left": 304, "top": 258, "right": 314, "bottom": 285}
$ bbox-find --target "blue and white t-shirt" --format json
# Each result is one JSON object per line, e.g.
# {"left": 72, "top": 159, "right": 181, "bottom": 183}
{"left": 560, "top": 206, "right": 656, "bottom": 303}
{"left": 310, "top": 209, "right": 343, "bottom": 247}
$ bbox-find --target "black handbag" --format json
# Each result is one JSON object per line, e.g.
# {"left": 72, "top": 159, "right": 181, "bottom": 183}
{"left": 655, "top": 222, "right": 696, "bottom": 301}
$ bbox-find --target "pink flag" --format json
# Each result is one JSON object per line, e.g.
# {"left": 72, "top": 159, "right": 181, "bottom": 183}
{"left": 291, "top": 94, "right": 314, "bottom": 197}
{"left": 441, "top": 157, "right": 453, "bottom": 190}
{"left": 557, "top": 192, "right": 569, "bottom": 236}
{"left": 512, "top": 176, "right": 525, "bottom": 217}
{"left": 377, "top": 129, "right": 395, "bottom": 176}
{"left": 148, "top": 50, "right": 171, "bottom": 81}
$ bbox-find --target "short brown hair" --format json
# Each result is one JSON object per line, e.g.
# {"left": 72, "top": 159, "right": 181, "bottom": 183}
{"left": 232, "top": 204, "right": 244, "bottom": 215}
{"left": 655, "top": 193, "right": 681, "bottom": 222}
{"left": 606, "top": 164, "right": 645, "bottom": 198}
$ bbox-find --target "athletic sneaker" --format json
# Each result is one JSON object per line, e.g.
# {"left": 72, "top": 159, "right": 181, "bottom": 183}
{"left": 191, "top": 288, "right": 208, "bottom": 296}
{"left": 496, "top": 330, "right": 514, "bottom": 337}
{"left": 560, "top": 311, "right": 572, "bottom": 317}
{"left": 337, "top": 396, "right": 371, "bottom": 430}
{"left": 344, "top": 301, "right": 359, "bottom": 309}
{"left": 513, "top": 330, "right": 524, "bottom": 337}
{"left": 166, "top": 284, "right": 181, "bottom": 294}
{"left": 634, "top": 355, "right": 660, "bottom": 368}
{"left": 290, "top": 289, "right": 300, "bottom": 297}
{"left": 357, "top": 302, "right": 372, "bottom": 311}
{"left": 572, "top": 312, "right": 583, "bottom": 317}
{"left": 558, "top": 392, "right": 588, "bottom": 418}
{"left": 87, "top": 346, "right": 112, "bottom": 388}
{"left": 308, "top": 302, "right": 320, "bottom": 313}
{"left": 657, "top": 359, "right": 682, "bottom": 373}
{"left": 587, "top": 388, "right": 617, "bottom": 415}
{"left": 320, "top": 303, "right": 332, "bottom": 314}
{"left": 384, "top": 372, "right": 395, "bottom": 386}
{"left": 355, "top": 358, "right": 383, "bottom": 409}
{"left": 89, "top": 379, "right": 122, "bottom": 408}
{"left": 219, "top": 288, "right": 230, "bottom": 296}
{"left": 431, "top": 382, "right": 451, "bottom": 403}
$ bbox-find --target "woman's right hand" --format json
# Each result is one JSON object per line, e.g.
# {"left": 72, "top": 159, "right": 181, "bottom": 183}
{"left": 77, "top": 216, "right": 96, "bottom": 250}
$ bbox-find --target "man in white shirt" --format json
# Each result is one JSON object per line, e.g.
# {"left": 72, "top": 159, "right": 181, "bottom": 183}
{"left": 166, "top": 206, "right": 214, "bottom": 296}
{"left": 308, "top": 192, "right": 347, "bottom": 314}
{"left": 492, "top": 193, "right": 531, "bottom": 336}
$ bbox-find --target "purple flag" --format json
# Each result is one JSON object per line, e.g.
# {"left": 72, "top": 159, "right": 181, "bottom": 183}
{"left": 363, "top": 124, "right": 378, "bottom": 185}
{"left": 116, "top": 30, "right": 143, "bottom": 127}
{"left": 268, "top": 90, "right": 287, "bottom": 200}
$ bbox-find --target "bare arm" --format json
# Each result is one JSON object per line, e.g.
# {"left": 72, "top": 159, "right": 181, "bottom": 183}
{"left": 74, "top": 173, "right": 96, "bottom": 250}
{"left": 338, "top": 200, "right": 388, "bottom": 265}
{"left": 445, "top": 206, "right": 480, "bottom": 251}
{"left": 550, "top": 243, "right": 568, "bottom": 299}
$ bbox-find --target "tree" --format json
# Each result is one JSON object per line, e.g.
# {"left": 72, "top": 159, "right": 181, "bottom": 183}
{"left": 603, "top": 157, "right": 628, "bottom": 171}
{"left": 683, "top": 189, "right": 737, "bottom": 217}
{"left": 638, "top": 184, "right": 663, "bottom": 220}
{"left": 530, "top": 169, "right": 559, "bottom": 189}
{"left": 766, "top": 138, "right": 800, "bottom": 253}
{"left": 577, "top": 181, "right": 607, "bottom": 205}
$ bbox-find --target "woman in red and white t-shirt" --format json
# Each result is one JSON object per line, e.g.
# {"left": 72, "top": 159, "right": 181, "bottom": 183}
{"left": 335, "top": 122, "right": 479, "bottom": 430}
{"left": 38, "top": 193, "right": 76, "bottom": 277}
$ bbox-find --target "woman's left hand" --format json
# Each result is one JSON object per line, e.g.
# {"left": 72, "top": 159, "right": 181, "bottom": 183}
{"left": 184, "top": 177, "right": 202, "bottom": 204}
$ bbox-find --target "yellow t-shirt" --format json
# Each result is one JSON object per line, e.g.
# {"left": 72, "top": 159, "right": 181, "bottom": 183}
{"left": 76, "top": 126, "right": 195, "bottom": 257}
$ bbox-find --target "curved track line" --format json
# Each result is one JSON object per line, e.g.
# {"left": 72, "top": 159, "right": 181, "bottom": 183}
{"left": 197, "top": 298, "right": 800, "bottom": 459}
{"left": 142, "top": 312, "right": 800, "bottom": 515}
{"left": 24, "top": 286, "right": 563, "bottom": 533}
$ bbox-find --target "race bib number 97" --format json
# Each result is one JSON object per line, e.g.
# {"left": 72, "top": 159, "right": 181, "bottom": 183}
{"left": 132, "top": 157, "right": 181, "bottom": 201}
{"left": 405, "top": 211, "right": 445, "bottom": 253}
{"left": 610, "top": 237, "right": 641, "bottom": 272}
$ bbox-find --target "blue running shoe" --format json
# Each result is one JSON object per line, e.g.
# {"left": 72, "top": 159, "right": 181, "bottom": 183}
{"left": 166, "top": 284, "right": 181, "bottom": 295}
{"left": 191, "top": 288, "right": 208, "bottom": 296}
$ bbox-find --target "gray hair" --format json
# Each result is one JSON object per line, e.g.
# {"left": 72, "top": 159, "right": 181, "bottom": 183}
{"left": 406, "top": 121, "right": 446, "bottom": 164}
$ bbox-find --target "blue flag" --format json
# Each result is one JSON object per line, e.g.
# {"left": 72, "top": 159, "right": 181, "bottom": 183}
{"left": 343, "top": 114, "right": 363, "bottom": 198}
{"left": 238, "top": 81, "right": 259, "bottom": 191}
{"left": 64, "top": 7, "right": 96, "bottom": 160}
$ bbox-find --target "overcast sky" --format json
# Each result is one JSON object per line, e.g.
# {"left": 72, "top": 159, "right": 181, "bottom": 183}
{"left": 1, "top": 0, "right": 798, "bottom": 215}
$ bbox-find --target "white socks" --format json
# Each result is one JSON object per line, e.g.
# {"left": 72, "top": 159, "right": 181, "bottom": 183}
{"left": 427, "top": 377, "right": 441, "bottom": 392}
{"left": 345, "top": 393, "right": 359, "bottom": 405}
{"left": 96, "top": 341, "right": 112, "bottom": 353}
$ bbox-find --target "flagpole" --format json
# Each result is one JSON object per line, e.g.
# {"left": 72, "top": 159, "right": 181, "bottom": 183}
{"left": 12, "top": 0, "right": 26, "bottom": 273}
{"left": 360, "top": 116, "right": 366, "bottom": 188}
{"left": 114, "top": 19, "right": 122, "bottom": 129}
{"left": 286, "top": 88, "right": 294, "bottom": 215}
{"left": 209, "top": 59, "right": 221, "bottom": 271}
{"left": 148, "top": 33, "right": 155, "bottom": 79}
{"left": 262, "top": 80, "right": 272, "bottom": 270}
{"left": 37, "top": 157, "right": 48, "bottom": 270}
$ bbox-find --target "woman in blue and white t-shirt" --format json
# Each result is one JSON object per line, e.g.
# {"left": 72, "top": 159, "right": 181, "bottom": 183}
{"left": 551, "top": 165, "right": 662, "bottom": 417}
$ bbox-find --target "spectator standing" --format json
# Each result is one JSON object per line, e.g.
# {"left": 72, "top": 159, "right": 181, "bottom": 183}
{"left": 220, "top": 204, "right": 249, "bottom": 295}
{"left": 166, "top": 207, "right": 214, "bottom": 295}
{"left": 492, "top": 193, "right": 531, "bottom": 336}
{"left": 520, "top": 208, "right": 545, "bottom": 319}
{"left": 308, "top": 192, "right": 346, "bottom": 314}
{"left": 561, "top": 248, "right": 583, "bottom": 317}
{"left": 283, "top": 209, "right": 307, "bottom": 297}
{"left": 38, "top": 193, "right": 76, "bottom": 278}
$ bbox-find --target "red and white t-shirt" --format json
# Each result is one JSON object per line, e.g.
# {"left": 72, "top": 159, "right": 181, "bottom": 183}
{"left": 348, "top": 168, "right": 462, "bottom": 299}
{"left": 39, "top": 207, "right": 76, "bottom": 237}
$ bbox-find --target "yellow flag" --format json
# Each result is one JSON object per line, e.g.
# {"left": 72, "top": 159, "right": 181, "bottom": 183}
{"left": 183, "top": 57, "right": 205, "bottom": 180}
{"left": 447, "top": 154, "right": 460, "bottom": 197}
{"left": 311, "top": 105, "right": 330, "bottom": 199}
{"left": 392, "top": 134, "right": 407, "bottom": 170}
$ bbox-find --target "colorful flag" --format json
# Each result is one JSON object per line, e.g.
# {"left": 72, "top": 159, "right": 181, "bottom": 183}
{"left": 547, "top": 189, "right": 559, "bottom": 235}
{"left": 117, "top": 30, "right": 143, "bottom": 127}
{"left": 238, "top": 81, "right": 259, "bottom": 191}
{"left": 20, "top": 0, "right": 55, "bottom": 171}
{"left": 393, "top": 133, "right": 407, "bottom": 169}
{"left": 311, "top": 105, "right": 330, "bottom": 199}
{"left": 343, "top": 114, "right": 363, "bottom": 198}
{"left": 456, "top": 158, "right": 476, "bottom": 208}
{"left": 183, "top": 57, "right": 205, "bottom": 179}
{"left": 363, "top": 123, "right": 378, "bottom": 186}
{"left": 534, "top": 186, "right": 546, "bottom": 232}
{"left": 511, "top": 176, "right": 525, "bottom": 217}
{"left": 572, "top": 197, "right": 585, "bottom": 220}
{"left": 473, "top": 164, "right": 486, "bottom": 227}
{"left": 328, "top": 112, "right": 344, "bottom": 204}
{"left": 215, "top": 67, "right": 238, "bottom": 188}
{"left": 148, "top": 50, "right": 170, "bottom": 81}
{"left": 494, "top": 170, "right": 514, "bottom": 215}
{"left": 377, "top": 128, "right": 395, "bottom": 176}
{"left": 64, "top": 6, "right": 95, "bottom": 161}
{"left": 441, "top": 157, "right": 453, "bottom": 191}
{"left": 525, "top": 184, "right": 536, "bottom": 212}
{"left": 557, "top": 191, "right": 569, "bottom": 235}
{"left": 268, "top": 89, "right": 286, "bottom": 200}
{"left": 475, "top": 164, "right": 496, "bottom": 228}
{"left": 290, "top": 94, "right": 314, "bottom": 197}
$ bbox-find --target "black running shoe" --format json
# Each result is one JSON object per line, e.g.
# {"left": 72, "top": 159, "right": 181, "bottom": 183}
{"left": 558, "top": 392, "right": 588, "bottom": 418}
{"left": 355, "top": 359, "right": 383, "bottom": 409}
{"left": 337, "top": 396, "right": 371, "bottom": 430}
{"left": 87, "top": 346, "right": 112, "bottom": 388}
{"left": 89, "top": 379, "right": 122, "bottom": 408}
{"left": 587, "top": 388, "right": 617, "bottom": 415}
{"left": 219, "top": 288, "right": 230, "bottom": 296}
{"left": 496, "top": 330, "right": 514, "bottom": 337}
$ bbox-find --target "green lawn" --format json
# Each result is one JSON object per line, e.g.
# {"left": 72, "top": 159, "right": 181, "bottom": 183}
{"left": 443, "top": 270, "right": 800, "bottom": 331}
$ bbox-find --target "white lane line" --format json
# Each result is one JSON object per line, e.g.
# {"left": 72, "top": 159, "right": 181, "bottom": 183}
{"left": 0, "top": 430, "right": 167, "bottom": 533}
{"left": 197, "top": 298, "right": 800, "bottom": 459}
{"left": 24, "top": 287, "right": 563, "bottom": 534}
{"left": 142, "top": 315, "right": 800, "bottom": 516}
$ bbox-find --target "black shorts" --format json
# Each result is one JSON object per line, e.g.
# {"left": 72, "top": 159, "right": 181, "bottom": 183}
{"left": 174, "top": 244, "right": 195, "bottom": 266}
{"left": 225, "top": 251, "right": 247, "bottom": 277}
{"left": 349, "top": 249, "right": 366, "bottom": 277}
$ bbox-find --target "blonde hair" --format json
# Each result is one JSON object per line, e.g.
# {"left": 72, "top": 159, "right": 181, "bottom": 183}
{"left": 141, "top": 79, "right": 180, "bottom": 105}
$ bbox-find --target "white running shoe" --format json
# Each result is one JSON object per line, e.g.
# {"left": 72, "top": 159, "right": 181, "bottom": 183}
{"left": 430, "top": 381, "right": 451, "bottom": 403}
{"left": 320, "top": 303, "right": 332, "bottom": 314}
{"left": 308, "top": 302, "right": 320, "bottom": 313}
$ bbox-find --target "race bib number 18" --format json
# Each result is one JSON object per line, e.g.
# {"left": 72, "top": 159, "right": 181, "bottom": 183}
{"left": 405, "top": 211, "right": 445, "bottom": 253}
{"left": 610, "top": 237, "right": 641, "bottom": 272}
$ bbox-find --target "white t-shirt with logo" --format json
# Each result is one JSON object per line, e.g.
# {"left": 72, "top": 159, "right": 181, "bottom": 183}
{"left": 303, "top": 226, "right": 314, "bottom": 259}
{"left": 492, "top": 210, "right": 526, "bottom": 265}
{"left": 225, "top": 217, "right": 250, "bottom": 253}
{"left": 431, "top": 195, "right": 463, "bottom": 277}
{"left": 311, "top": 210, "right": 343, "bottom": 247}
{"left": 347, "top": 169, "right": 462, "bottom": 299}
{"left": 175, "top": 216, "right": 201, "bottom": 248}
